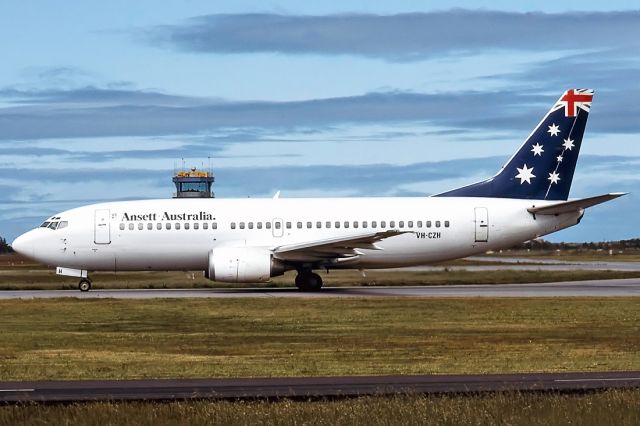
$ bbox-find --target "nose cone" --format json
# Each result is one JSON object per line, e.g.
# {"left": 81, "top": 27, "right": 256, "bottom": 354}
{"left": 12, "top": 231, "right": 36, "bottom": 259}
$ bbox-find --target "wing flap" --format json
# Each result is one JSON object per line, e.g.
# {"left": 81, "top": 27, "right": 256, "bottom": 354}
{"left": 527, "top": 192, "right": 627, "bottom": 215}
{"left": 273, "top": 230, "right": 404, "bottom": 262}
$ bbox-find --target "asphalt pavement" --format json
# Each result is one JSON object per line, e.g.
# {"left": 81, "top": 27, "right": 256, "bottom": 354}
{"left": 1, "top": 371, "right": 639, "bottom": 403}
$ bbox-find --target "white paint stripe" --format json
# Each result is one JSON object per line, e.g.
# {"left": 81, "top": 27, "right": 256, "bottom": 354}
{"left": 555, "top": 378, "right": 640, "bottom": 382}
{"left": 0, "top": 388, "right": 35, "bottom": 392}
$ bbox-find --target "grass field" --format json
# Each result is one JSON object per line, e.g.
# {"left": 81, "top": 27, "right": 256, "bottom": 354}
{"left": 489, "top": 249, "right": 640, "bottom": 262}
{"left": 0, "top": 298, "right": 638, "bottom": 381}
{"left": 2, "top": 391, "right": 639, "bottom": 425}
{"left": 2, "top": 252, "right": 640, "bottom": 290}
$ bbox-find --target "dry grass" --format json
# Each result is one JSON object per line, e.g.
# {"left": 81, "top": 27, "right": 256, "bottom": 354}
{"left": 2, "top": 391, "right": 640, "bottom": 425}
{"left": 0, "top": 298, "right": 638, "bottom": 381}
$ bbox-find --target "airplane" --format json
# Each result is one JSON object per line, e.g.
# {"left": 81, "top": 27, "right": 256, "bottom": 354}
{"left": 11, "top": 89, "right": 625, "bottom": 292}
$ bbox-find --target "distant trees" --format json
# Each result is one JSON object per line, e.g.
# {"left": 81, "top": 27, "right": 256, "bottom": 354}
{"left": 0, "top": 236, "right": 13, "bottom": 253}
{"left": 511, "top": 238, "right": 640, "bottom": 251}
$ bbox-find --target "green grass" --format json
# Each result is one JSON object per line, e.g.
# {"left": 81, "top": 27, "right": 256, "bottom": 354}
{"left": 489, "top": 249, "right": 640, "bottom": 262}
{"left": 2, "top": 391, "right": 640, "bottom": 425}
{"left": 0, "top": 298, "right": 638, "bottom": 381}
{"left": 3, "top": 253, "right": 640, "bottom": 290}
{"left": 3, "top": 266, "right": 640, "bottom": 290}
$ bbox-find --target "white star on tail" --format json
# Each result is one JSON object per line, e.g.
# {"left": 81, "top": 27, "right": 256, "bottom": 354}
{"left": 548, "top": 123, "right": 560, "bottom": 136}
{"left": 531, "top": 143, "right": 544, "bottom": 156}
{"left": 562, "top": 137, "right": 575, "bottom": 150}
{"left": 515, "top": 164, "right": 535, "bottom": 184}
{"left": 548, "top": 171, "right": 561, "bottom": 184}
{"left": 557, "top": 155, "right": 563, "bottom": 163}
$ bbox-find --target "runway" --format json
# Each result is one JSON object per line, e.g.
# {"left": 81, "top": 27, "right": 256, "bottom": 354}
{"left": 1, "top": 371, "right": 639, "bottom": 403}
{"left": 1, "top": 278, "right": 640, "bottom": 299}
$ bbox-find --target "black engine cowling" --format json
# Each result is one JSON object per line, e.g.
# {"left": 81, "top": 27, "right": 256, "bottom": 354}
{"left": 205, "top": 247, "right": 285, "bottom": 283}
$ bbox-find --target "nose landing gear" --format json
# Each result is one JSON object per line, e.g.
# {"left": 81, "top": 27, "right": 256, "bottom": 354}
{"left": 78, "top": 278, "right": 92, "bottom": 292}
{"left": 295, "top": 270, "right": 323, "bottom": 291}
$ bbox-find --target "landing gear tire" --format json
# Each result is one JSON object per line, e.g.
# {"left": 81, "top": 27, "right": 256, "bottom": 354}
{"left": 79, "top": 278, "right": 92, "bottom": 292}
{"left": 295, "top": 271, "right": 323, "bottom": 291}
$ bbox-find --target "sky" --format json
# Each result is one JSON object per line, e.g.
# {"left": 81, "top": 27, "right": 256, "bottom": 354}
{"left": 1, "top": 1, "right": 640, "bottom": 242}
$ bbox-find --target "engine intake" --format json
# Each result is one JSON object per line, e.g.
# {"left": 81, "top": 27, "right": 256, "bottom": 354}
{"left": 205, "top": 247, "right": 285, "bottom": 283}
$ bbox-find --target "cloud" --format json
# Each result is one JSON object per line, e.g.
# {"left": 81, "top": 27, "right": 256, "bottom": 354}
{"left": 145, "top": 11, "right": 640, "bottom": 61}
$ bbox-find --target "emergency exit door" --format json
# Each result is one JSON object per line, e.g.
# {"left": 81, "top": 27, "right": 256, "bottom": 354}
{"left": 94, "top": 209, "right": 111, "bottom": 244}
{"left": 474, "top": 207, "right": 489, "bottom": 242}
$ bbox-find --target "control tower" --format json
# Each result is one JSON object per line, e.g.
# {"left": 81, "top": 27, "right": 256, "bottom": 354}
{"left": 172, "top": 167, "right": 215, "bottom": 198}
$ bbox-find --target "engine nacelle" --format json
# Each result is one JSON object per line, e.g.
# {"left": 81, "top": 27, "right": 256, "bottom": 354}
{"left": 205, "top": 247, "right": 285, "bottom": 283}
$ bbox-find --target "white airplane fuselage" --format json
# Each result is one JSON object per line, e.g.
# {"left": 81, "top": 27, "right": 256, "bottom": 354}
{"left": 14, "top": 196, "right": 581, "bottom": 273}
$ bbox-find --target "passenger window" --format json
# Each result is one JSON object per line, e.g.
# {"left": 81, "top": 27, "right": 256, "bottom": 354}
{"left": 129, "top": 223, "right": 134, "bottom": 230}
{"left": 275, "top": 222, "right": 281, "bottom": 229}
{"left": 138, "top": 223, "right": 143, "bottom": 230}
{"left": 231, "top": 222, "right": 236, "bottom": 229}
{"left": 362, "top": 221, "right": 368, "bottom": 228}
{"left": 58, "top": 221, "right": 68, "bottom": 229}
{"left": 185, "top": 223, "right": 190, "bottom": 230}
{"left": 408, "top": 221, "right": 413, "bottom": 228}
{"left": 335, "top": 221, "right": 340, "bottom": 228}
{"left": 120, "top": 223, "right": 125, "bottom": 230}
{"left": 326, "top": 221, "right": 331, "bottom": 228}
{"left": 353, "top": 221, "right": 359, "bottom": 228}
{"left": 381, "top": 221, "right": 386, "bottom": 228}
{"left": 436, "top": 221, "right": 441, "bottom": 228}
{"left": 257, "top": 222, "right": 262, "bottom": 229}
{"left": 266, "top": 222, "right": 272, "bottom": 229}
{"left": 203, "top": 223, "right": 209, "bottom": 230}
{"left": 316, "top": 221, "right": 322, "bottom": 228}
{"left": 157, "top": 223, "right": 162, "bottom": 230}
{"left": 248, "top": 222, "right": 254, "bottom": 229}
{"left": 286, "top": 222, "right": 291, "bottom": 229}
{"left": 344, "top": 221, "right": 349, "bottom": 228}
{"left": 445, "top": 221, "right": 450, "bottom": 228}
{"left": 390, "top": 221, "right": 396, "bottom": 228}
{"left": 175, "top": 223, "right": 181, "bottom": 230}
{"left": 194, "top": 223, "right": 199, "bottom": 230}
{"left": 427, "top": 221, "right": 432, "bottom": 228}
{"left": 307, "top": 222, "right": 312, "bottom": 229}
{"left": 212, "top": 222, "right": 217, "bottom": 230}
{"left": 372, "top": 221, "right": 377, "bottom": 228}
{"left": 417, "top": 221, "right": 423, "bottom": 228}
{"left": 147, "top": 223, "right": 152, "bottom": 230}
{"left": 399, "top": 221, "right": 404, "bottom": 228}
{"left": 297, "top": 222, "right": 302, "bottom": 229}
{"left": 239, "top": 222, "right": 245, "bottom": 229}
{"left": 166, "top": 223, "right": 171, "bottom": 230}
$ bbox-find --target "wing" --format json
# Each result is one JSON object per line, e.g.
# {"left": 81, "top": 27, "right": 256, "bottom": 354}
{"left": 273, "top": 230, "right": 405, "bottom": 263}
{"left": 527, "top": 192, "right": 626, "bottom": 215}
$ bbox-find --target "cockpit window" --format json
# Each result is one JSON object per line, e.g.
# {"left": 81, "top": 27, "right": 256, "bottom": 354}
{"left": 58, "top": 221, "right": 68, "bottom": 229}
{"left": 48, "top": 222, "right": 59, "bottom": 230}
{"left": 40, "top": 221, "right": 51, "bottom": 228}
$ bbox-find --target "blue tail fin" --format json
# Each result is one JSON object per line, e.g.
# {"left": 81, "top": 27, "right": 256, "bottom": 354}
{"left": 436, "top": 89, "right": 594, "bottom": 201}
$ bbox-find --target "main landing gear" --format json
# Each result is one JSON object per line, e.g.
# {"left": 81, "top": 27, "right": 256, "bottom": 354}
{"left": 295, "top": 270, "right": 323, "bottom": 291}
{"left": 78, "top": 278, "right": 92, "bottom": 292}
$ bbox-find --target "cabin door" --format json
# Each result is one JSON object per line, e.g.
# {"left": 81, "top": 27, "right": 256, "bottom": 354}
{"left": 474, "top": 207, "right": 489, "bottom": 242}
{"left": 94, "top": 209, "right": 111, "bottom": 244}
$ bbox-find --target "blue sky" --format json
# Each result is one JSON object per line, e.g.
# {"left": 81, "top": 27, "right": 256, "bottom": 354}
{"left": 1, "top": 1, "right": 640, "bottom": 242}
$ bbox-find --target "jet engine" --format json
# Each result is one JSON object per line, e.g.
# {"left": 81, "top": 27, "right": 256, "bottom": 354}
{"left": 205, "top": 247, "right": 286, "bottom": 283}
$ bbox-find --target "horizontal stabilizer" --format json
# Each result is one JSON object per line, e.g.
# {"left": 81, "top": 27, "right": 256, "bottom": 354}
{"left": 527, "top": 192, "right": 627, "bottom": 215}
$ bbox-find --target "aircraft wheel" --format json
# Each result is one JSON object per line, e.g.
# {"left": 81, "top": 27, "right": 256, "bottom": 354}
{"left": 295, "top": 271, "right": 323, "bottom": 291}
{"left": 79, "top": 278, "right": 92, "bottom": 292}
